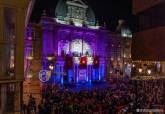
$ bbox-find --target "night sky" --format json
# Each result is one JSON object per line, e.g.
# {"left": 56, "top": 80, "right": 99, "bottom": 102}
{"left": 30, "top": 0, "right": 137, "bottom": 32}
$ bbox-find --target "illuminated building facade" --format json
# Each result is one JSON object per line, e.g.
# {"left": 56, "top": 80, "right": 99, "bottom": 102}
{"left": 105, "top": 34, "right": 123, "bottom": 78}
{"left": 40, "top": 6, "right": 107, "bottom": 84}
{"left": 24, "top": 23, "right": 42, "bottom": 104}
{"left": 25, "top": 0, "right": 132, "bottom": 86}
{"left": 40, "top": 0, "right": 108, "bottom": 84}
{"left": 117, "top": 20, "right": 132, "bottom": 77}
{"left": 0, "top": 0, "right": 30, "bottom": 113}
{"left": 25, "top": 0, "right": 118, "bottom": 85}
{"left": 107, "top": 20, "right": 132, "bottom": 78}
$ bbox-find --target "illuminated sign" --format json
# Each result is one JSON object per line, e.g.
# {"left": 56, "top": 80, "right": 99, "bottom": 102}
{"left": 39, "top": 70, "right": 51, "bottom": 82}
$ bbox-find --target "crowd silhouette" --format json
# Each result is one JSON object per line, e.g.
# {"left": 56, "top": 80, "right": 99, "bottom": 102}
{"left": 23, "top": 78, "right": 165, "bottom": 114}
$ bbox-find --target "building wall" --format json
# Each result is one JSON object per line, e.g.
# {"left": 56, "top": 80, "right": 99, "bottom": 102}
{"left": 133, "top": 0, "right": 164, "bottom": 14}
{"left": 132, "top": 0, "right": 165, "bottom": 61}
{"left": 24, "top": 23, "right": 42, "bottom": 105}
{"left": 105, "top": 35, "right": 123, "bottom": 78}
{"left": 25, "top": 17, "right": 130, "bottom": 84}
{"left": 40, "top": 17, "right": 107, "bottom": 83}
{"left": 132, "top": 26, "right": 165, "bottom": 61}
{"left": 105, "top": 34, "right": 132, "bottom": 78}
{"left": 0, "top": 0, "right": 29, "bottom": 113}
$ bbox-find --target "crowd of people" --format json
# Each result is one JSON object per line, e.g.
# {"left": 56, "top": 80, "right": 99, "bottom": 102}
{"left": 36, "top": 79, "right": 136, "bottom": 114}
{"left": 23, "top": 95, "right": 37, "bottom": 114}
{"left": 135, "top": 80, "right": 165, "bottom": 110}
{"left": 23, "top": 78, "right": 165, "bottom": 114}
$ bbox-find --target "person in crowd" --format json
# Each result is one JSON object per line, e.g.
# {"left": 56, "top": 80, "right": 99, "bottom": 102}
{"left": 22, "top": 101, "right": 27, "bottom": 114}
{"left": 25, "top": 78, "right": 164, "bottom": 114}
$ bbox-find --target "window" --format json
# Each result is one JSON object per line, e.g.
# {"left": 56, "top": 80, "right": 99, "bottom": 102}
{"left": 0, "top": 7, "right": 16, "bottom": 79}
{"left": 3, "top": 7, "right": 16, "bottom": 40}
{"left": 0, "top": 44, "right": 15, "bottom": 78}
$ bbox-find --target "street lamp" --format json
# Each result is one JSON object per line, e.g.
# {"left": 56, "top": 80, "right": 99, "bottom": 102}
{"left": 147, "top": 69, "right": 151, "bottom": 75}
{"left": 27, "top": 69, "right": 33, "bottom": 79}
{"left": 46, "top": 54, "right": 56, "bottom": 70}
{"left": 138, "top": 68, "right": 142, "bottom": 73}
{"left": 132, "top": 64, "right": 135, "bottom": 68}
{"left": 49, "top": 64, "right": 54, "bottom": 70}
{"left": 46, "top": 55, "right": 55, "bottom": 61}
{"left": 27, "top": 55, "right": 33, "bottom": 60}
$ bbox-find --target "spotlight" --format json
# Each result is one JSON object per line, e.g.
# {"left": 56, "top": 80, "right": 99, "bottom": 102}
{"left": 49, "top": 64, "right": 54, "bottom": 70}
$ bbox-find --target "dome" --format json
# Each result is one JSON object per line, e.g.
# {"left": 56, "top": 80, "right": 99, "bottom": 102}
{"left": 86, "top": 7, "right": 96, "bottom": 26}
{"left": 55, "top": 0, "right": 68, "bottom": 20}
{"left": 116, "top": 19, "right": 132, "bottom": 38}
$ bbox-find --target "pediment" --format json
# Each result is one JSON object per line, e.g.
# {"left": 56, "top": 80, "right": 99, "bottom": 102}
{"left": 72, "top": 0, "right": 86, "bottom": 6}
{"left": 67, "top": 0, "right": 87, "bottom": 8}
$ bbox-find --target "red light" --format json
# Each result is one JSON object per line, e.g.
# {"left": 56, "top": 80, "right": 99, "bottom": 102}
{"left": 93, "top": 56, "right": 99, "bottom": 68}
{"left": 82, "top": 60, "right": 86, "bottom": 64}
{"left": 79, "top": 56, "right": 87, "bottom": 68}
{"left": 65, "top": 55, "right": 73, "bottom": 69}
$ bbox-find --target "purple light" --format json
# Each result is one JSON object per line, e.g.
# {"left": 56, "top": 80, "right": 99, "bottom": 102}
{"left": 25, "top": 18, "right": 110, "bottom": 84}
